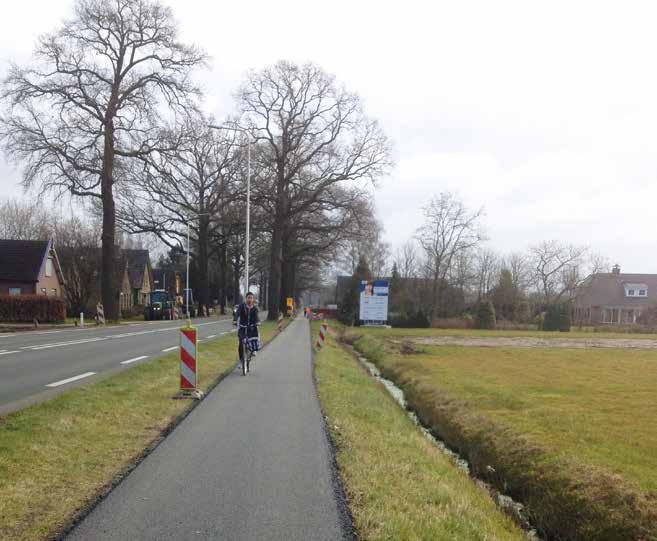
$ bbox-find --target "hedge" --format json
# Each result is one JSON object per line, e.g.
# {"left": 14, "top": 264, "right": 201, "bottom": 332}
{"left": 0, "top": 295, "right": 66, "bottom": 323}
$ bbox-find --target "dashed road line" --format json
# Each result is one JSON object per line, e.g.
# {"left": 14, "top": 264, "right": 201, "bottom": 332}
{"left": 0, "top": 350, "right": 20, "bottom": 356}
{"left": 162, "top": 346, "right": 178, "bottom": 352}
{"left": 46, "top": 372, "right": 96, "bottom": 388}
{"left": 206, "top": 335, "right": 217, "bottom": 339}
{"left": 121, "top": 355, "right": 148, "bottom": 365}
{"left": 24, "top": 337, "right": 107, "bottom": 351}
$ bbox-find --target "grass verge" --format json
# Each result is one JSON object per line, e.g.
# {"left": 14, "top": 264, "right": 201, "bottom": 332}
{"left": 312, "top": 322, "right": 524, "bottom": 540}
{"left": 346, "top": 330, "right": 657, "bottom": 540}
{"left": 0, "top": 321, "right": 282, "bottom": 541}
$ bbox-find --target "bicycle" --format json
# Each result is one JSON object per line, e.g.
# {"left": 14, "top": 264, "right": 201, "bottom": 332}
{"left": 238, "top": 324, "right": 260, "bottom": 376}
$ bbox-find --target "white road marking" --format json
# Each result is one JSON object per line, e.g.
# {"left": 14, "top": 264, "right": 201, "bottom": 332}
{"left": 162, "top": 346, "right": 178, "bottom": 352}
{"left": 46, "top": 372, "right": 96, "bottom": 387}
{"left": 33, "top": 330, "right": 64, "bottom": 335}
{"left": 0, "top": 350, "right": 19, "bottom": 356}
{"left": 121, "top": 355, "right": 148, "bottom": 365}
{"left": 206, "top": 335, "right": 216, "bottom": 339}
{"left": 24, "top": 337, "right": 107, "bottom": 351}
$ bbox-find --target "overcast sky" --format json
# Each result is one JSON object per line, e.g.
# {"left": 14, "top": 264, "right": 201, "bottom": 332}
{"left": 2, "top": 1, "right": 657, "bottom": 271}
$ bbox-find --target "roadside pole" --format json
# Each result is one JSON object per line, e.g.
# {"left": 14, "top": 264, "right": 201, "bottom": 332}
{"left": 96, "top": 303, "right": 105, "bottom": 326}
{"left": 80, "top": 312, "right": 84, "bottom": 328}
{"left": 316, "top": 323, "right": 328, "bottom": 349}
{"left": 177, "top": 325, "right": 203, "bottom": 400}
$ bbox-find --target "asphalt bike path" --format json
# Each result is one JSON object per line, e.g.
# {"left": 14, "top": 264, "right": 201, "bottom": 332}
{"left": 0, "top": 317, "right": 236, "bottom": 415}
{"left": 67, "top": 318, "right": 350, "bottom": 540}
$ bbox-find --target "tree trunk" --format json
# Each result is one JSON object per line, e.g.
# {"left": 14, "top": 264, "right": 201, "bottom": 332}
{"left": 197, "top": 218, "right": 209, "bottom": 316}
{"left": 101, "top": 116, "right": 117, "bottom": 321}
{"left": 267, "top": 222, "right": 283, "bottom": 320}
{"left": 219, "top": 241, "right": 227, "bottom": 315}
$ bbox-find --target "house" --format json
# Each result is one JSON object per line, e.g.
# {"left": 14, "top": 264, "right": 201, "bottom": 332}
{"left": 573, "top": 265, "right": 657, "bottom": 325}
{"left": 124, "top": 249, "right": 154, "bottom": 306}
{"left": 0, "top": 239, "right": 65, "bottom": 297}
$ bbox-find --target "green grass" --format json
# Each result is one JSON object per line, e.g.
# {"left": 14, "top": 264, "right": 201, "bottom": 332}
{"left": 347, "top": 329, "right": 657, "bottom": 540}
{"left": 361, "top": 326, "right": 657, "bottom": 340}
{"left": 0, "top": 321, "right": 281, "bottom": 541}
{"left": 312, "top": 323, "right": 524, "bottom": 540}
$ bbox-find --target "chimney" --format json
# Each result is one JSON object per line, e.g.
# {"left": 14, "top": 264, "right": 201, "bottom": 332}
{"left": 612, "top": 264, "right": 621, "bottom": 275}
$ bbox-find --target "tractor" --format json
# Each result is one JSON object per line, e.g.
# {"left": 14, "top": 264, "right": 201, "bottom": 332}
{"left": 144, "top": 289, "right": 175, "bottom": 321}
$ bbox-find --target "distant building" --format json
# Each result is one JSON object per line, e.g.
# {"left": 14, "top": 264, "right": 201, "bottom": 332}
{"left": 124, "top": 249, "right": 154, "bottom": 306}
{"left": 0, "top": 239, "right": 65, "bottom": 297}
{"left": 574, "top": 265, "right": 657, "bottom": 324}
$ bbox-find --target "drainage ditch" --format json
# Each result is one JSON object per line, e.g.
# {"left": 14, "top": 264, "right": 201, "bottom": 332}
{"left": 353, "top": 350, "right": 541, "bottom": 540}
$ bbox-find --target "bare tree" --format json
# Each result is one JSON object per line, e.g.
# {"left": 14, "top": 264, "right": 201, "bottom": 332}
{"left": 0, "top": 198, "right": 54, "bottom": 240}
{"left": 394, "top": 241, "right": 420, "bottom": 279}
{"left": 54, "top": 216, "right": 101, "bottom": 316}
{"left": 117, "top": 113, "right": 241, "bottom": 314}
{"left": 529, "top": 240, "right": 605, "bottom": 305}
{"left": 474, "top": 248, "right": 499, "bottom": 301}
{"left": 238, "top": 61, "right": 392, "bottom": 319}
{"left": 416, "top": 192, "right": 486, "bottom": 320}
{"left": 1, "top": 0, "right": 206, "bottom": 319}
{"left": 504, "top": 251, "right": 532, "bottom": 296}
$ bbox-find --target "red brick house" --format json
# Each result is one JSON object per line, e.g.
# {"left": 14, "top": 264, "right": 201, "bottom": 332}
{"left": 573, "top": 265, "right": 657, "bottom": 325}
{"left": 0, "top": 239, "right": 65, "bottom": 297}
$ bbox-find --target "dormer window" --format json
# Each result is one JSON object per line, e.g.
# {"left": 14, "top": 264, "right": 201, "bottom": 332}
{"left": 625, "top": 283, "right": 648, "bottom": 297}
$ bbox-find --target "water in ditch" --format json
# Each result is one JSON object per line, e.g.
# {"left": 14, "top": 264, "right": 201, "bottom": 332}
{"left": 355, "top": 353, "right": 540, "bottom": 540}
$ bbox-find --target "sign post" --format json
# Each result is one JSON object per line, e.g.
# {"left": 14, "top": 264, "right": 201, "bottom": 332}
{"left": 359, "top": 279, "right": 389, "bottom": 327}
{"left": 96, "top": 303, "right": 105, "bottom": 326}
{"left": 178, "top": 326, "right": 203, "bottom": 399}
{"left": 286, "top": 297, "right": 294, "bottom": 317}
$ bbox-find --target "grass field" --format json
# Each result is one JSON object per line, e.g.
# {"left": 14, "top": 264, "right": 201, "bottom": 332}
{"left": 361, "top": 326, "right": 657, "bottom": 340}
{"left": 0, "top": 321, "right": 281, "bottom": 541}
{"left": 312, "top": 323, "right": 524, "bottom": 540}
{"left": 347, "top": 327, "right": 657, "bottom": 540}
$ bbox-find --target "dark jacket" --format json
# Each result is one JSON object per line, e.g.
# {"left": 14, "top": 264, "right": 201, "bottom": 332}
{"left": 237, "top": 303, "right": 260, "bottom": 338}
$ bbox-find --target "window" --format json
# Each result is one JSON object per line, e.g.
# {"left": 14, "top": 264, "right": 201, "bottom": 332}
{"left": 628, "top": 289, "right": 635, "bottom": 296}
{"left": 45, "top": 258, "right": 53, "bottom": 277}
{"left": 639, "top": 289, "right": 647, "bottom": 296}
{"left": 9, "top": 288, "right": 21, "bottom": 296}
{"left": 41, "top": 288, "right": 47, "bottom": 295}
{"left": 51, "top": 289, "right": 57, "bottom": 296}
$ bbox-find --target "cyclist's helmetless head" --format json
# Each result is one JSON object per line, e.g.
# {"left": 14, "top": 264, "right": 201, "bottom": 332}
{"left": 246, "top": 292, "right": 255, "bottom": 306}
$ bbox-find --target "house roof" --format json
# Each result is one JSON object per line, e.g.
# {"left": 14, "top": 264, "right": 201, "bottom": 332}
{"left": 123, "top": 249, "right": 151, "bottom": 289}
{"left": 0, "top": 239, "right": 50, "bottom": 282}
{"left": 576, "top": 273, "right": 657, "bottom": 307}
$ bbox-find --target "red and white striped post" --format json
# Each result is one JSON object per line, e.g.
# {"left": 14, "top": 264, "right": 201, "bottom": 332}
{"left": 316, "top": 323, "right": 328, "bottom": 349}
{"left": 179, "top": 326, "right": 199, "bottom": 396}
{"left": 96, "top": 303, "right": 105, "bottom": 325}
{"left": 278, "top": 312, "right": 284, "bottom": 333}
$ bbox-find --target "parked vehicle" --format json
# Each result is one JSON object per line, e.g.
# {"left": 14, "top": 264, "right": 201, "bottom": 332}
{"left": 144, "top": 290, "right": 175, "bottom": 321}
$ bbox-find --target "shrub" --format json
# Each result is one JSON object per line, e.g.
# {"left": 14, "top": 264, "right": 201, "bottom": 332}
{"left": 515, "top": 301, "right": 532, "bottom": 323}
{"left": 0, "top": 295, "right": 66, "bottom": 323}
{"left": 391, "top": 310, "right": 431, "bottom": 328}
{"left": 431, "top": 317, "right": 474, "bottom": 329}
{"left": 475, "top": 300, "right": 496, "bottom": 329}
{"left": 543, "top": 304, "right": 571, "bottom": 332}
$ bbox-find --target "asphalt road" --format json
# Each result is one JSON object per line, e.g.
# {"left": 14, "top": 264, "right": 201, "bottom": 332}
{"left": 0, "top": 316, "right": 236, "bottom": 415}
{"left": 67, "top": 318, "right": 350, "bottom": 541}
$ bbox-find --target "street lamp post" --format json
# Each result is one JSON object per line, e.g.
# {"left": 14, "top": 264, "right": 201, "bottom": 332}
{"left": 208, "top": 123, "right": 252, "bottom": 298}
{"left": 186, "top": 213, "right": 209, "bottom": 325}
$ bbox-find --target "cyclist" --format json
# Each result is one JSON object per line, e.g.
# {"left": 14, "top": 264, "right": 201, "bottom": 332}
{"left": 237, "top": 292, "right": 260, "bottom": 370}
